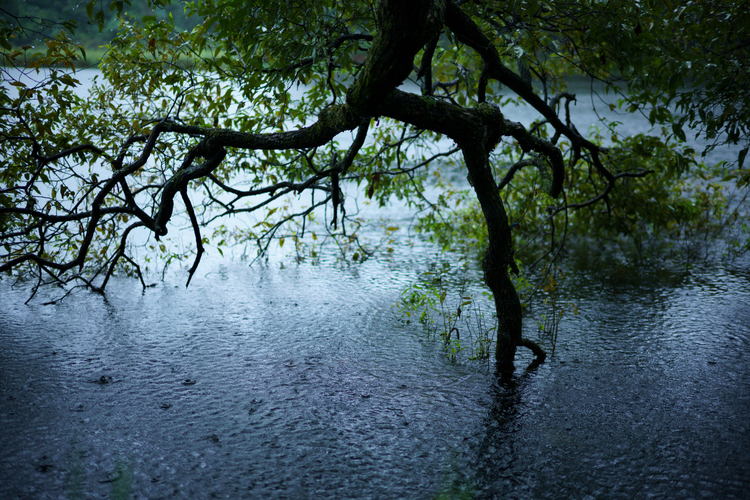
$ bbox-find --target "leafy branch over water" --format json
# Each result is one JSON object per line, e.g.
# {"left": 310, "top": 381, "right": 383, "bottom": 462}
{"left": 1, "top": 0, "right": 748, "bottom": 374}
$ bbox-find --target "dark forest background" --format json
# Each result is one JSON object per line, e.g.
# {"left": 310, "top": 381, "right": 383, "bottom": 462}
{"left": 2, "top": 0, "right": 196, "bottom": 54}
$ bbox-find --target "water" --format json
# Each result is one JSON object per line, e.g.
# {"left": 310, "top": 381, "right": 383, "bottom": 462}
{"left": 2, "top": 70, "right": 749, "bottom": 498}
{"left": 469, "top": 263, "right": 750, "bottom": 499}
{"left": 1, "top": 254, "right": 749, "bottom": 499}
{"left": 0, "top": 259, "right": 487, "bottom": 499}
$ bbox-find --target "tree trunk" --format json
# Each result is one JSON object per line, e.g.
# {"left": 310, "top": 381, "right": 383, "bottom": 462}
{"left": 460, "top": 142, "right": 546, "bottom": 376}
{"left": 378, "top": 91, "right": 549, "bottom": 377}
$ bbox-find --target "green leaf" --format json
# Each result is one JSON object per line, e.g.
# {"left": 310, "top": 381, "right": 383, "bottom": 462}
{"left": 95, "top": 10, "right": 105, "bottom": 33}
{"left": 671, "top": 123, "right": 686, "bottom": 142}
{"left": 112, "top": 1, "right": 125, "bottom": 15}
{"left": 739, "top": 147, "right": 748, "bottom": 169}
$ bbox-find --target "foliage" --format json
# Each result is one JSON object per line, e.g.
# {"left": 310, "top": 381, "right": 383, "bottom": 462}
{"left": 419, "top": 129, "right": 747, "bottom": 266}
{"left": 392, "top": 259, "right": 576, "bottom": 363}
{"left": 616, "top": 1, "right": 750, "bottom": 172}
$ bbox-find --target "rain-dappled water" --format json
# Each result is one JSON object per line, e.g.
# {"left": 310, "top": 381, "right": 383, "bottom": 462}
{"left": 1, "top": 255, "right": 749, "bottom": 499}
{"left": 2, "top": 70, "right": 750, "bottom": 498}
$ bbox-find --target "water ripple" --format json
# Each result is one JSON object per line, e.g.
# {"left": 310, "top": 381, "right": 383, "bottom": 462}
{"left": 1, "top": 259, "right": 749, "bottom": 499}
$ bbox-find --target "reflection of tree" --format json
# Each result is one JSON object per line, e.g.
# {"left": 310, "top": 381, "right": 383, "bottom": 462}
{"left": 470, "top": 377, "right": 527, "bottom": 499}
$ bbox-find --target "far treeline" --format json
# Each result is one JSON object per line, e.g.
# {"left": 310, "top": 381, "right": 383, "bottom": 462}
{"left": 2, "top": 0, "right": 196, "bottom": 56}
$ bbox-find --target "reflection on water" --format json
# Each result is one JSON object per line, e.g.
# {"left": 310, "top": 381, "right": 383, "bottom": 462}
{"left": 1, "top": 256, "right": 749, "bottom": 499}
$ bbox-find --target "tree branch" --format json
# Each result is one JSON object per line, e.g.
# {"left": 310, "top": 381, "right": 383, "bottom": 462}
{"left": 444, "top": 1, "right": 603, "bottom": 153}
{"left": 181, "top": 188, "right": 204, "bottom": 287}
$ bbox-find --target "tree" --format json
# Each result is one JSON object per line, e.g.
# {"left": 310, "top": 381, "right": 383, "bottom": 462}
{"left": 1, "top": 0, "right": 747, "bottom": 375}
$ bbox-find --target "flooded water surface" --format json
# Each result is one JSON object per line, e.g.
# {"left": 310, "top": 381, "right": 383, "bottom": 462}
{"left": 2, "top": 70, "right": 749, "bottom": 499}
{"left": 1, "top": 255, "right": 749, "bottom": 499}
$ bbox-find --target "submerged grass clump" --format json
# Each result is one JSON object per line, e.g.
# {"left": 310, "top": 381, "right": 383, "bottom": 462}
{"left": 393, "top": 259, "right": 577, "bottom": 363}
